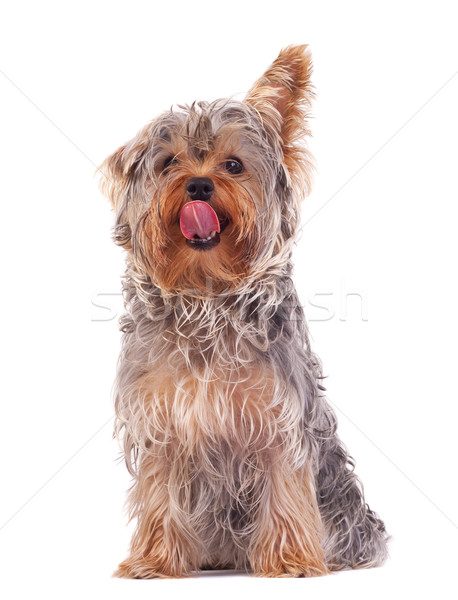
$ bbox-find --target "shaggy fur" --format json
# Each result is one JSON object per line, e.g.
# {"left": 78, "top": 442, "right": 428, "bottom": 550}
{"left": 99, "top": 45, "right": 388, "bottom": 578}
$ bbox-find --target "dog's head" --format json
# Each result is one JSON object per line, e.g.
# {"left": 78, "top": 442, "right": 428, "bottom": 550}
{"left": 99, "top": 45, "right": 314, "bottom": 295}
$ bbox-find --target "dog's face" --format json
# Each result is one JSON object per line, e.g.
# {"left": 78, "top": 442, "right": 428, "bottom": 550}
{"left": 100, "top": 45, "right": 314, "bottom": 294}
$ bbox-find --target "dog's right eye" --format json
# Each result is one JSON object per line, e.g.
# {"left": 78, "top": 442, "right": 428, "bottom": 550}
{"left": 163, "top": 156, "right": 178, "bottom": 173}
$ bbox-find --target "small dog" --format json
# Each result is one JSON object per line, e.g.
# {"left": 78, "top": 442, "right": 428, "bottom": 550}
{"left": 99, "top": 45, "right": 388, "bottom": 578}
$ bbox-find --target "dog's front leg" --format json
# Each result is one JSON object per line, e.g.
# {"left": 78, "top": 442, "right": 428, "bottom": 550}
{"left": 249, "top": 461, "right": 329, "bottom": 578}
{"left": 115, "top": 451, "right": 199, "bottom": 579}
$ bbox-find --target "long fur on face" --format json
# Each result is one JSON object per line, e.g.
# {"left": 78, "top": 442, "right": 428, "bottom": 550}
{"left": 99, "top": 45, "right": 388, "bottom": 578}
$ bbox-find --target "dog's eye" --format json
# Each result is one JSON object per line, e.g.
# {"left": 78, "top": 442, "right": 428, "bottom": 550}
{"left": 223, "top": 159, "right": 243, "bottom": 175}
{"left": 163, "top": 156, "right": 178, "bottom": 173}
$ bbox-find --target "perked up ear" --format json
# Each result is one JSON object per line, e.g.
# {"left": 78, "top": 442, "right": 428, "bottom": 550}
{"left": 245, "top": 45, "right": 314, "bottom": 190}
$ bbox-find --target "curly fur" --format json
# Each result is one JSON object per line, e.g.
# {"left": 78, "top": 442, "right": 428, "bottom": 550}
{"left": 99, "top": 45, "right": 388, "bottom": 578}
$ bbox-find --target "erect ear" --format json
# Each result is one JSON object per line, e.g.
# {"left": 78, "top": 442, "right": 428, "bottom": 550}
{"left": 245, "top": 45, "right": 314, "bottom": 188}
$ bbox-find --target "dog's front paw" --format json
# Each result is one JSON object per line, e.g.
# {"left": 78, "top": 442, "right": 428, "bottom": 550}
{"left": 250, "top": 542, "right": 330, "bottom": 578}
{"left": 114, "top": 553, "right": 191, "bottom": 579}
{"left": 252, "top": 552, "right": 330, "bottom": 578}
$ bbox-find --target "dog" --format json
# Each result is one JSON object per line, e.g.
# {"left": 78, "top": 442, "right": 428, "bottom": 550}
{"left": 99, "top": 45, "right": 388, "bottom": 578}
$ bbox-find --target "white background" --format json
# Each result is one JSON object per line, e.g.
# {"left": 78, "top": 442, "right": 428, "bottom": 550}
{"left": 1, "top": 1, "right": 457, "bottom": 598}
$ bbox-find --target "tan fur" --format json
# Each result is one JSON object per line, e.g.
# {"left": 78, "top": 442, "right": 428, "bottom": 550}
{"left": 100, "top": 45, "right": 388, "bottom": 578}
{"left": 114, "top": 365, "right": 328, "bottom": 577}
{"left": 246, "top": 45, "right": 314, "bottom": 196}
{"left": 250, "top": 467, "right": 329, "bottom": 577}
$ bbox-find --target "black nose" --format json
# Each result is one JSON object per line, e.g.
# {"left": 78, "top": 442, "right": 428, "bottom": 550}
{"left": 186, "top": 177, "right": 214, "bottom": 201}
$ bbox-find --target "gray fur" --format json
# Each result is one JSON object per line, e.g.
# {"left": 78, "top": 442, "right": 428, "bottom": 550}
{"left": 102, "top": 94, "right": 388, "bottom": 575}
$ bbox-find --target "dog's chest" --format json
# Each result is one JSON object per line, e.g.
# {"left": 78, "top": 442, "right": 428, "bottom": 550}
{"left": 133, "top": 297, "right": 304, "bottom": 451}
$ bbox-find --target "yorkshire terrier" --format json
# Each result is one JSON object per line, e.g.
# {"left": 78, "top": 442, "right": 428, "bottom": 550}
{"left": 99, "top": 45, "right": 388, "bottom": 578}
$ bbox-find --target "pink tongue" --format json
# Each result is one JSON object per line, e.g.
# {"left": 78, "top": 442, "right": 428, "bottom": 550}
{"left": 179, "top": 201, "right": 220, "bottom": 240}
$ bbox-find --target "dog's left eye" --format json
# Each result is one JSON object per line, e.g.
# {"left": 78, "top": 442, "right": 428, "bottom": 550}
{"left": 223, "top": 159, "right": 243, "bottom": 175}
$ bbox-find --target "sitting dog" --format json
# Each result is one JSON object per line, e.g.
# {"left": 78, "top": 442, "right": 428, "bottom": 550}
{"left": 99, "top": 45, "right": 388, "bottom": 578}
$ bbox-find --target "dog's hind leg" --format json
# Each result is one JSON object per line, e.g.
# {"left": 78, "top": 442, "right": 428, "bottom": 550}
{"left": 315, "top": 410, "right": 389, "bottom": 570}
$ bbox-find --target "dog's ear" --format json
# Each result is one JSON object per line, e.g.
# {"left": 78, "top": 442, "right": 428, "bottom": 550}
{"left": 98, "top": 131, "right": 151, "bottom": 211}
{"left": 98, "top": 145, "right": 127, "bottom": 211}
{"left": 245, "top": 45, "right": 314, "bottom": 190}
{"left": 98, "top": 132, "right": 151, "bottom": 248}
